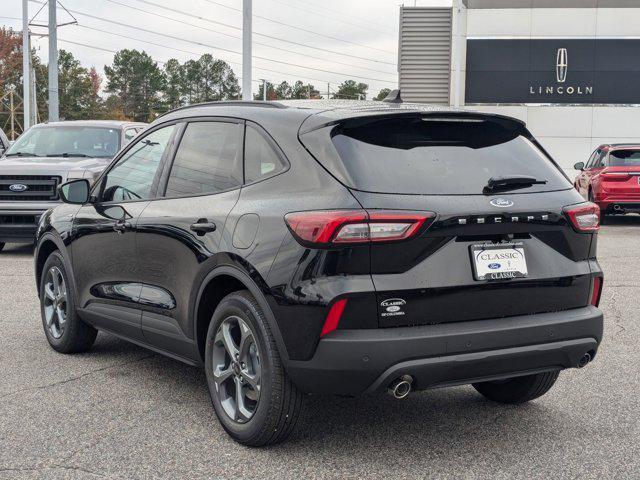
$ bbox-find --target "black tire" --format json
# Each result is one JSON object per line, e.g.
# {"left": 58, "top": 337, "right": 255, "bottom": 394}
{"left": 205, "top": 290, "right": 303, "bottom": 447}
{"left": 472, "top": 371, "right": 560, "bottom": 404}
{"left": 39, "top": 251, "right": 97, "bottom": 353}
{"left": 0, "top": 242, "right": 4, "bottom": 253}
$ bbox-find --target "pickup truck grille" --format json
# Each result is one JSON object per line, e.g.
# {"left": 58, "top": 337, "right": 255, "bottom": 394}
{"left": 0, "top": 175, "right": 61, "bottom": 201}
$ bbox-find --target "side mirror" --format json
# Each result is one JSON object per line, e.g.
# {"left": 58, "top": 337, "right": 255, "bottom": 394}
{"left": 59, "top": 179, "right": 90, "bottom": 204}
{"left": 573, "top": 162, "right": 585, "bottom": 171}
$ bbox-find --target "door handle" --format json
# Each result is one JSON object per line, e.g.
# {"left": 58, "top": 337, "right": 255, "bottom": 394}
{"left": 113, "top": 220, "right": 132, "bottom": 234}
{"left": 190, "top": 219, "right": 217, "bottom": 236}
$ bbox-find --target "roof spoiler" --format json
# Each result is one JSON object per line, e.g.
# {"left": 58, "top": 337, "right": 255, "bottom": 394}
{"left": 383, "top": 89, "right": 402, "bottom": 104}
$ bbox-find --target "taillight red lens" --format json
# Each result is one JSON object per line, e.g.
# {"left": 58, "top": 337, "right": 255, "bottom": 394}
{"left": 284, "top": 210, "right": 435, "bottom": 246}
{"left": 591, "top": 276, "right": 603, "bottom": 307}
{"left": 564, "top": 202, "right": 600, "bottom": 232}
{"left": 320, "top": 298, "right": 348, "bottom": 337}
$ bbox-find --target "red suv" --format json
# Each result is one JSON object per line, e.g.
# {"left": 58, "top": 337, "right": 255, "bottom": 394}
{"left": 574, "top": 144, "right": 640, "bottom": 215}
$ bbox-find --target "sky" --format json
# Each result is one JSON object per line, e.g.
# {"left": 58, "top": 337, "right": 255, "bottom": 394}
{"left": 0, "top": 0, "right": 446, "bottom": 99}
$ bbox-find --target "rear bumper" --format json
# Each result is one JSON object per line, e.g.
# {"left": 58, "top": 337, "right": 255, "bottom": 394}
{"left": 286, "top": 306, "right": 603, "bottom": 395}
{"left": 598, "top": 201, "right": 640, "bottom": 213}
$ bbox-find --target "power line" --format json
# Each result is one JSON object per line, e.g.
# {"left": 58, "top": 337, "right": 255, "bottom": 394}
{"left": 104, "top": 0, "right": 395, "bottom": 76}
{"left": 265, "top": 0, "right": 395, "bottom": 36}
{"left": 28, "top": 1, "right": 393, "bottom": 84}
{"left": 70, "top": 24, "right": 343, "bottom": 86}
{"left": 130, "top": 0, "right": 397, "bottom": 68}
{"left": 202, "top": 0, "right": 395, "bottom": 55}
{"left": 286, "top": 0, "right": 395, "bottom": 32}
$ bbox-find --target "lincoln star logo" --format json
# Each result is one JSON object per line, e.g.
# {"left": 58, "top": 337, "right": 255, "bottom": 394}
{"left": 9, "top": 183, "right": 28, "bottom": 192}
{"left": 490, "top": 198, "right": 514, "bottom": 208}
{"left": 556, "top": 48, "right": 568, "bottom": 83}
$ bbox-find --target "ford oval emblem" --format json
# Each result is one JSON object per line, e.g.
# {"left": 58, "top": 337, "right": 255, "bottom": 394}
{"left": 488, "top": 263, "right": 501, "bottom": 270}
{"left": 9, "top": 183, "right": 28, "bottom": 192}
{"left": 490, "top": 198, "right": 514, "bottom": 208}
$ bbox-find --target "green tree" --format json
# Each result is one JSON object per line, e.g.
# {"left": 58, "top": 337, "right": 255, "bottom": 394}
{"left": 163, "top": 58, "right": 186, "bottom": 109}
{"left": 275, "top": 81, "right": 292, "bottom": 99}
{"left": 374, "top": 88, "right": 391, "bottom": 101}
{"left": 57, "top": 50, "right": 101, "bottom": 120}
{"left": 291, "top": 80, "right": 320, "bottom": 99}
{"left": 333, "top": 80, "right": 368, "bottom": 100}
{"left": 104, "top": 49, "right": 165, "bottom": 121}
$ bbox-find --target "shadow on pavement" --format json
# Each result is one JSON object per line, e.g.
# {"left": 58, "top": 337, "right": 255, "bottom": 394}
{"left": 601, "top": 213, "right": 640, "bottom": 227}
{"left": 2, "top": 243, "right": 35, "bottom": 256}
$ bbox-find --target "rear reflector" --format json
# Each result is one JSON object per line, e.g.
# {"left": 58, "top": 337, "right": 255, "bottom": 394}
{"left": 320, "top": 298, "right": 348, "bottom": 337}
{"left": 285, "top": 210, "right": 435, "bottom": 246}
{"left": 591, "top": 276, "right": 603, "bottom": 307}
{"left": 563, "top": 202, "right": 600, "bottom": 232}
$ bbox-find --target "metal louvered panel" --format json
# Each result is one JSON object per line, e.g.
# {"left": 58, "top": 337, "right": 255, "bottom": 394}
{"left": 398, "top": 7, "right": 452, "bottom": 105}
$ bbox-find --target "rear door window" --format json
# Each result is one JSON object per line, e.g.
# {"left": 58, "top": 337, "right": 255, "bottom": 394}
{"left": 164, "top": 121, "right": 242, "bottom": 198}
{"left": 300, "top": 114, "right": 571, "bottom": 195}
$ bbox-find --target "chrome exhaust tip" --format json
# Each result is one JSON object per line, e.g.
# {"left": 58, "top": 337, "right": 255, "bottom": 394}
{"left": 388, "top": 375, "right": 413, "bottom": 399}
{"left": 578, "top": 352, "right": 592, "bottom": 368}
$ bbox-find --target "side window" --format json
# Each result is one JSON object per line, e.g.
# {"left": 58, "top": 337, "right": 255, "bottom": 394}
{"left": 164, "top": 121, "right": 242, "bottom": 198}
{"left": 101, "top": 125, "right": 175, "bottom": 202}
{"left": 244, "top": 125, "right": 288, "bottom": 184}
{"left": 597, "top": 151, "right": 607, "bottom": 168}
{"left": 124, "top": 129, "right": 137, "bottom": 144}
{"left": 585, "top": 150, "right": 598, "bottom": 169}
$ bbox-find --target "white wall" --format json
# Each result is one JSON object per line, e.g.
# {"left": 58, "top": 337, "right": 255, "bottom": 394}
{"left": 461, "top": 7, "right": 640, "bottom": 178}
{"left": 463, "top": 105, "right": 640, "bottom": 177}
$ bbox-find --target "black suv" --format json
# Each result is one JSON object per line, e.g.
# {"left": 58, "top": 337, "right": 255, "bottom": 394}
{"left": 34, "top": 101, "right": 604, "bottom": 446}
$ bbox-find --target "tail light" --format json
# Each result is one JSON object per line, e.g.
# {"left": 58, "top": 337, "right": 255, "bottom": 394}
{"left": 590, "top": 276, "right": 603, "bottom": 307}
{"left": 563, "top": 203, "right": 600, "bottom": 232}
{"left": 284, "top": 209, "right": 435, "bottom": 246}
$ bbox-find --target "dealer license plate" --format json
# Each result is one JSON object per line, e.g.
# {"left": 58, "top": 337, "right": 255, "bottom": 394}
{"left": 470, "top": 242, "right": 528, "bottom": 281}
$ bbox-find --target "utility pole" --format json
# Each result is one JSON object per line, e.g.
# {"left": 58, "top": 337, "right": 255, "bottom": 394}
{"left": 48, "top": 0, "right": 59, "bottom": 121}
{"left": 327, "top": 83, "right": 330, "bottom": 100}
{"left": 31, "top": 44, "right": 38, "bottom": 125}
{"left": 242, "top": 0, "right": 252, "bottom": 101}
{"left": 22, "top": 0, "right": 31, "bottom": 131}
{"left": 260, "top": 79, "right": 268, "bottom": 101}
{"left": 9, "top": 88, "right": 15, "bottom": 140}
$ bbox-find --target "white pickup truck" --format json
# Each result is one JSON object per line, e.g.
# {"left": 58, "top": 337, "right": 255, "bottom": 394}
{"left": 0, "top": 120, "right": 146, "bottom": 251}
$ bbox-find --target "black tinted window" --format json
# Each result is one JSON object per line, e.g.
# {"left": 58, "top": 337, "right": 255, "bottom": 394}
{"left": 301, "top": 115, "right": 570, "bottom": 195}
{"left": 609, "top": 149, "right": 640, "bottom": 166}
{"left": 101, "top": 125, "right": 175, "bottom": 202}
{"left": 165, "top": 122, "right": 242, "bottom": 197}
{"left": 244, "top": 125, "right": 287, "bottom": 183}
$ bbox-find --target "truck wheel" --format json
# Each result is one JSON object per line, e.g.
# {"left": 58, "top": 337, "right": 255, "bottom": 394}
{"left": 0, "top": 242, "right": 4, "bottom": 253}
{"left": 472, "top": 371, "right": 560, "bottom": 404}
{"left": 205, "top": 290, "right": 303, "bottom": 447}
{"left": 39, "top": 251, "right": 97, "bottom": 353}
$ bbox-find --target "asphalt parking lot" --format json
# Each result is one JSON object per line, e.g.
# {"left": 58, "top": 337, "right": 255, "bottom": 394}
{"left": 0, "top": 218, "right": 639, "bottom": 479}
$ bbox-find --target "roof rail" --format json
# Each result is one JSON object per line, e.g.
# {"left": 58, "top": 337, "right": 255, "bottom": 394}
{"left": 157, "top": 100, "right": 287, "bottom": 118}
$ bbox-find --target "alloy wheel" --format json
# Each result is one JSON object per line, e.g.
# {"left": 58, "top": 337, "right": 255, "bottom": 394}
{"left": 211, "top": 316, "right": 261, "bottom": 423}
{"left": 43, "top": 266, "right": 67, "bottom": 339}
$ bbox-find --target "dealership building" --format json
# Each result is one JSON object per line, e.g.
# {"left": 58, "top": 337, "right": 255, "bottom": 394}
{"left": 398, "top": 0, "right": 640, "bottom": 173}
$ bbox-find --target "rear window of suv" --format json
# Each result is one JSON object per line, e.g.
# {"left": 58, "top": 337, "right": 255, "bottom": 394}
{"left": 609, "top": 149, "right": 640, "bottom": 166}
{"left": 300, "top": 114, "right": 571, "bottom": 195}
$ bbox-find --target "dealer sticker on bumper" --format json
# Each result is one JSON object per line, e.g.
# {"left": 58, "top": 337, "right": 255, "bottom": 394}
{"left": 470, "top": 242, "right": 528, "bottom": 281}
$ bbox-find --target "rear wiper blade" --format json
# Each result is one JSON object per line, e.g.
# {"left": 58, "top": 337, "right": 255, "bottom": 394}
{"left": 483, "top": 175, "right": 547, "bottom": 194}
{"left": 5, "top": 152, "right": 40, "bottom": 157}
{"left": 47, "top": 152, "right": 91, "bottom": 158}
